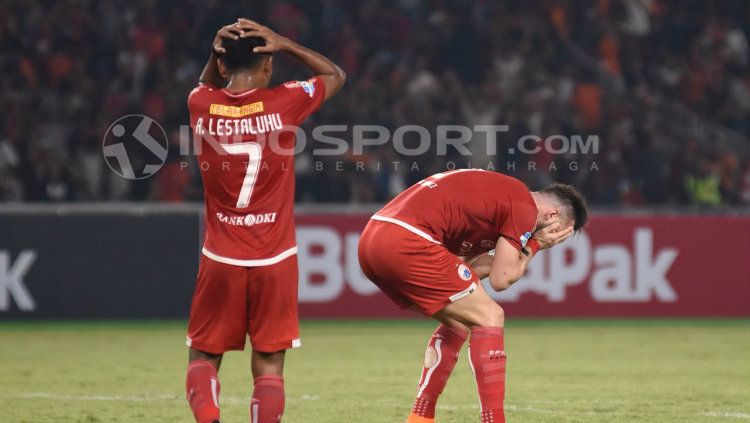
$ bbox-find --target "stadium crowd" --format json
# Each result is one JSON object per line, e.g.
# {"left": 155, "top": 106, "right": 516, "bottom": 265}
{"left": 2, "top": 0, "right": 750, "bottom": 207}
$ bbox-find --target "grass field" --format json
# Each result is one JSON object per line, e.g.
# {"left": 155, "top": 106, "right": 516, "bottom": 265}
{"left": 0, "top": 319, "right": 748, "bottom": 423}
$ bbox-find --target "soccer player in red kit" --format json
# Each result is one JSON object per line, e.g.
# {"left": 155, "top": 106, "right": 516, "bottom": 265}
{"left": 358, "top": 169, "right": 588, "bottom": 423}
{"left": 185, "top": 19, "right": 345, "bottom": 423}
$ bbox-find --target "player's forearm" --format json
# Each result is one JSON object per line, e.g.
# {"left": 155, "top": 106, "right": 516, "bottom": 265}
{"left": 281, "top": 39, "right": 346, "bottom": 97}
{"left": 465, "top": 253, "right": 492, "bottom": 279}
{"left": 472, "top": 265, "right": 492, "bottom": 280}
{"left": 489, "top": 250, "right": 532, "bottom": 291}
{"left": 198, "top": 50, "right": 225, "bottom": 87}
{"left": 510, "top": 254, "right": 532, "bottom": 285}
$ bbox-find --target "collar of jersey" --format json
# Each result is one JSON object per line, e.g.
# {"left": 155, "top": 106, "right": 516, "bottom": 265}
{"left": 221, "top": 87, "right": 258, "bottom": 97}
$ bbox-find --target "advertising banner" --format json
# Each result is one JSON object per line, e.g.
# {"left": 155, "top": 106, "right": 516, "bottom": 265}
{"left": 0, "top": 210, "right": 199, "bottom": 318}
{"left": 295, "top": 214, "right": 750, "bottom": 317}
{"left": 1, "top": 209, "right": 748, "bottom": 318}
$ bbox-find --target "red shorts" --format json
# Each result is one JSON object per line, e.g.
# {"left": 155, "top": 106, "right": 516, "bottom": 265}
{"left": 186, "top": 254, "right": 299, "bottom": 354}
{"left": 358, "top": 219, "right": 479, "bottom": 316}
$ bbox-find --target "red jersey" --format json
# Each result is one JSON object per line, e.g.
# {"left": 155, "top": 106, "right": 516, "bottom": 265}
{"left": 188, "top": 77, "right": 326, "bottom": 266}
{"left": 373, "top": 169, "right": 538, "bottom": 256}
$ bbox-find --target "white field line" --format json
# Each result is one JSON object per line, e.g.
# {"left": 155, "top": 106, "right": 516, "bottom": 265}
{"left": 11, "top": 392, "right": 180, "bottom": 402}
{"left": 4, "top": 393, "right": 621, "bottom": 406}
{"left": 5, "top": 393, "right": 568, "bottom": 415}
{"left": 4, "top": 393, "right": 566, "bottom": 414}
{"left": 3, "top": 393, "right": 748, "bottom": 420}
{"left": 435, "top": 404, "right": 557, "bottom": 414}
{"left": 2, "top": 392, "right": 321, "bottom": 405}
{"left": 702, "top": 412, "right": 750, "bottom": 420}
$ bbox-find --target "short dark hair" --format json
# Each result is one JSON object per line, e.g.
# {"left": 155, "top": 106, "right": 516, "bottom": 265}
{"left": 220, "top": 36, "right": 269, "bottom": 72}
{"left": 541, "top": 183, "right": 588, "bottom": 231}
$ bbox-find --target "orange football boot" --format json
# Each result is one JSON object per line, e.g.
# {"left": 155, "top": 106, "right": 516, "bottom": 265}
{"left": 405, "top": 412, "right": 435, "bottom": 423}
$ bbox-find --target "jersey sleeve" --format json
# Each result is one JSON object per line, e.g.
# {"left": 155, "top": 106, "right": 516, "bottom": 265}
{"left": 273, "top": 77, "right": 327, "bottom": 125}
{"left": 188, "top": 84, "right": 213, "bottom": 115}
{"left": 497, "top": 201, "right": 537, "bottom": 251}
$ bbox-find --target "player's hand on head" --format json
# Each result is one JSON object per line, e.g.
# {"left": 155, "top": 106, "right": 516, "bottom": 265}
{"left": 236, "top": 18, "right": 289, "bottom": 53}
{"left": 534, "top": 220, "right": 574, "bottom": 250}
{"left": 213, "top": 23, "right": 242, "bottom": 53}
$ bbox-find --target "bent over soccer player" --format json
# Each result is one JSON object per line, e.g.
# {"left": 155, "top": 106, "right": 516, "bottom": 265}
{"left": 358, "top": 169, "right": 587, "bottom": 423}
{"left": 185, "top": 19, "right": 345, "bottom": 423}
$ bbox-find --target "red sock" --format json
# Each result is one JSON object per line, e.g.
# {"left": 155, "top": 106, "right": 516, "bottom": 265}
{"left": 469, "top": 327, "right": 506, "bottom": 423}
{"left": 186, "top": 360, "right": 221, "bottom": 423}
{"left": 412, "top": 324, "right": 469, "bottom": 418}
{"left": 250, "top": 375, "right": 285, "bottom": 423}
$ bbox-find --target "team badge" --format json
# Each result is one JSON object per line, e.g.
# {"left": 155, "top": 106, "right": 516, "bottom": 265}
{"left": 457, "top": 264, "right": 473, "bottom": 281}
{"left": 520, "top": 231, "right": 532, "bottom": 248}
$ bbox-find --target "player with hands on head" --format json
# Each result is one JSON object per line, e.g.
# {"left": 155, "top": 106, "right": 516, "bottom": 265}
{"left": 184, "top": 18, "right": 344, "bottom": 423}
{"left": 202, "top": 19, "right": 345, "bottom": 99}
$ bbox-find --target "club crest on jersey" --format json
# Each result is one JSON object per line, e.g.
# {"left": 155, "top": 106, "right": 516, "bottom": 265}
{"left": 520, "top": 231, "right": 532, "bottom": 248}
{"left": 457, "top": 264, "right": 473, "bottom": 281}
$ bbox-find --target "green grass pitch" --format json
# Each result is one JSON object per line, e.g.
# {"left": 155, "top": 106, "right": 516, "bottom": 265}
{"left": 0, "top": 319, "right": 748, "bottom": 422}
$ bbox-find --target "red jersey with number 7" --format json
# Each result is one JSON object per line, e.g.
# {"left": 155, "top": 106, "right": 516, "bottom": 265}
{"left": 188, "top": 77, "right": 326, "bottom": 266}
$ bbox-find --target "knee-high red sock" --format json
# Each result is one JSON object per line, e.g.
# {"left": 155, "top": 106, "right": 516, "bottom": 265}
{"left": 411, "top": 324, "right": 468, "bottom": 419}
{"left": 469, "top": 327, "right": 506, "bottom": 423}
{"left": 250, "top": 375, "right": 285, "bottom": 423}
{"left": 186, "top": 360, "right": 221, "bottom": 423}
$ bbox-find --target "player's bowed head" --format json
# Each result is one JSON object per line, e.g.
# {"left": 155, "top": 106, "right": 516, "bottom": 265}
{"left": 533, "top": 183, "right": 588, "bottom": 235}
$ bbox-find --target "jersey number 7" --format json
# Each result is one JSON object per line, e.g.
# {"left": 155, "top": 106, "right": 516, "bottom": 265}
{"left": 223, "top": 143, "right": 262, "bottom": 208}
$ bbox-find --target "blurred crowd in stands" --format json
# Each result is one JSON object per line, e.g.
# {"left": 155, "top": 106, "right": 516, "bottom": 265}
{"left": 2, "top": 0, "right": 750, "bottom": 207}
